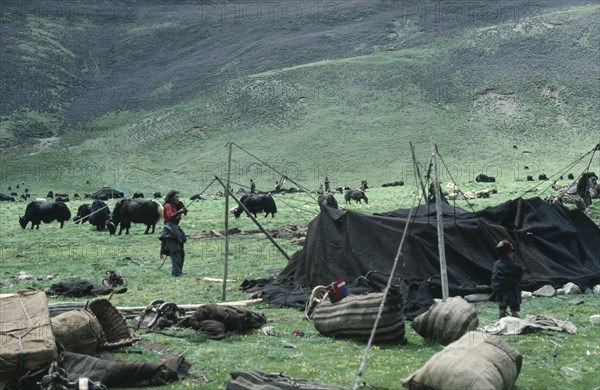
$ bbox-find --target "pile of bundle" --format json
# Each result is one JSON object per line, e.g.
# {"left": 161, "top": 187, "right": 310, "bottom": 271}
{"left": 1, "top": 291, "right": 181, "bottom": 389}
{"left": 446, "top": 182, "right": 496, "bottom": 200}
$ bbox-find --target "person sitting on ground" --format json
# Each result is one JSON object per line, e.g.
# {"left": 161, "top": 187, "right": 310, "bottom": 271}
{"left": 275, "top": 176, "right": 287, "bottom": 192}
{"left": 427, "top": 182, "right": 449, "bottom": 204}
{"left": 490, "top": 240, "right": 523, "bottom": 319}
{"left": 159, "top": 190, "right": 188, "bottom": 277}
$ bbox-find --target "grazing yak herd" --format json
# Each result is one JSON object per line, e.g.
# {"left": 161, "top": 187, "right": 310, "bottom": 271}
{"left": 4, "top": 171, "right": 599, "bottom": 231}
{"left": 20, "top": 198, "right": 163, "bottom": 234}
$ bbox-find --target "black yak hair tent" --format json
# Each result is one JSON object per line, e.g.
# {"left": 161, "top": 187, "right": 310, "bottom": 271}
{"left": 92, "top": 186, "right": 125, "bottom": 199}
{"left": 253, "top": 197, "right": 600, "bottom": 318}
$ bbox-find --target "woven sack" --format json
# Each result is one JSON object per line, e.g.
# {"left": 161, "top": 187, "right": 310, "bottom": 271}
{"left": 312, "top": 292, "right": 406, "bottom": 344}
{"left": 85, "top": 298, "right": 138, "bottom": 349}
{"left": 411, "top": 296, "right": 478, "bottom": 345}
{"left": 52, "top": 309, "right": 105, "bottom": 355}
{"left": 401, "top": 331, "right": 522, "bottom": 390}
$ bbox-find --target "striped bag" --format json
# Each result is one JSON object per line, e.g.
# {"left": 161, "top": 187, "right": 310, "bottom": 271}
{"left": 401, "top": 331, "right": 522, "bottom": 389}
{"left": 411, "top": 296, "right": 478, "bottom": 345}
{"left": 312, "top": 292, "right": 406, "bottom": 344}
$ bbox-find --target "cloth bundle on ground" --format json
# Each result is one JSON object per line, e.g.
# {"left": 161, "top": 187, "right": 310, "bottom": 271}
{"left": 189, "top": 304, "right": 267, "bottom": 340}
{"left": 52, "top": 298, "right": 138, "bottom": 355}
{"left": 45, "top": 279, "right": 114, "bottom": 298}
{"left": 311, "top": 292, "right": 406, "bottom": 344}
{"left": 226, "top": 371, "right": 348, "bottom": 389}
{"left": 401, "top": 331, "right": 522, "bottom": 390}
{"left": 42, "top": 351, "right": 178, "bottom": 388}
{"left": 0, "top": 291, "right": 57, "bottom": 389}
{"left": 411, "top": 296, "right": 479, "bottom": 345}
{"left": 482, "top": 314, "right": 577, "bottom": 335}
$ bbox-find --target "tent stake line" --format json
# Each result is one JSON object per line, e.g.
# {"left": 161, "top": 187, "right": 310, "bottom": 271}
{"left": 215, "top": 176, "right": 291, "bottom": 263}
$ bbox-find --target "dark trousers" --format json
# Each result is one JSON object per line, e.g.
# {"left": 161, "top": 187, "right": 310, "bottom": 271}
{"left": 165, "top": 239, "right": 185, "bottom": 276}
{"left": 499, "top": 304, "right": 520, "bottom": 312}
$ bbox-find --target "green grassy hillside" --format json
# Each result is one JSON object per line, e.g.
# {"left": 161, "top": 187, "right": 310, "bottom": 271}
{"left": 1, "top": 1, "right": 599, "bottom": 196}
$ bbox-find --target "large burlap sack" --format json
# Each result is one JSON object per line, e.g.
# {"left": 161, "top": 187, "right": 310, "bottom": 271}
{"left": 401, "top": 331, "right": 522, "bottom": 390}
{"left": 0, "top": 291, "right": 57, "bottom": 389}
{"left": 411, "top": 296, "right": 478, "bottom": 345}
{"left": 312, "top": 292, "right": 406, "bottom": 344}
{"left": 52, "top": 310, "right": 105, "bottom": 355}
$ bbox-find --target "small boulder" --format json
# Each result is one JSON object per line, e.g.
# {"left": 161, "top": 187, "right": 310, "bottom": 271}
{"left": 533, "top": 285, "right": 556, "bottom": 297}
{"left": 464, "top": 293, "right": 492, "bottom": 303}
{"left": 570, "top": 298, "right": 584, "bottom": 305}
{"left": 556, "top": 289, "right": 565, "bottom": 295}
{"left": 590, "top": 315, "right": 600, "bottom": 325}
{"left": 521, "top": 291, "right": 533, "bottom": 298}
{"left": 17, "top": 271, "right": 33, "bottom": 280}
{"left": 593, "top": 285, "right": 600, "bottom": 295}
{"left": 561, "top": 282, "right": 581, "bottom": 295}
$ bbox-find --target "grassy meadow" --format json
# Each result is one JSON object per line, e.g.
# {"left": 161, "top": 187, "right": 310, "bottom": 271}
{"left": 1, "top": 180, "right": 599, "bottom": 389}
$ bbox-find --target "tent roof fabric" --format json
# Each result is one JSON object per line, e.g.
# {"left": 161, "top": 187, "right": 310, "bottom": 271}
{"left": 256, "top": 197, "right": 600, "bottom": 314}
{"left": 92, "top": 187, "right": 124, "bottom": 199}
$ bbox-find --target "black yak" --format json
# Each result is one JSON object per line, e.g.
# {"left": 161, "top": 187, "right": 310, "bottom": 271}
{"left": 107, "top": 199, "right": 163, "bottom": 235}
{"left": 232, "top": 194, "right": 277, "bottom": 218}
{"left": 345, "top": 190, "right": 368, "bottom": 204}
{"left": 19, "top": 201, "right": 71, "bottom": 229}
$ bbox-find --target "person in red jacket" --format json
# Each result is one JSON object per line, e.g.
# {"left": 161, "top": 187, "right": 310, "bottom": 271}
{"left": 159, "top": 190, "right": 188, "bottom": 277}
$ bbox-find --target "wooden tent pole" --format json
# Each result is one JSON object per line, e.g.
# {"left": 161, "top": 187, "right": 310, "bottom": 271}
{"left": 410, "top": 141, "right": 428, "bottom": 202}
{"left": 221, "top": 142, "right": 233, "bottom": 301}
{"left": 215, "top": 176, "right": 291, "bottom": 262}
{"left": 432, "top": 139, "right": 449, "bottom": 299}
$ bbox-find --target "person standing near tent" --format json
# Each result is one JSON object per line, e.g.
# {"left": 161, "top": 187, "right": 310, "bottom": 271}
{"left": 250, "top": 179, "right": 256, "bottom": 194}
{"left": 428, "top": 182, "right": 449, "bottom": 204}
{"left": 490, "top": 240, "right": 523, "bottom": 319}
{"left": 324, "top": 176, "right": 330, "bottom": 193}
{"left": 159, "top": 190, "right": 188, "bottom": 277}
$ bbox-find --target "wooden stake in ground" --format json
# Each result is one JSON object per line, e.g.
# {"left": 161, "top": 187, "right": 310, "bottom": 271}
{"left": 215, "top": 176, "right": 291, "bottom": 262}
{"left": 432, "top": 140, "right": 449, "bottom": 299}
{"left": 222, "top": 141, "right": 233, "bottom": 301}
